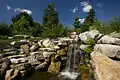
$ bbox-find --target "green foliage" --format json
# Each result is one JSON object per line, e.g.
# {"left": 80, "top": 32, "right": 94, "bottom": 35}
{"left": 11, "top": 12, "right": 43, "bottom": 36}
{"left": 0, "top": 23, "right": 11, "bottom": 36}
{"left": 62, "top": 26, "right": 72, "bottom": 37}
{"left": 90, "top": 16, "right": 120, "bottom": 35}
{"left": 87, "top": 38, "right": 95, "bottom": 45}
{"left": 74, "top": 16, "right": 80, "bottom": 32}
{"left": 84, "top": 9, "right": 96, "bottom": 26}
{"left": 78, "top": 9, "right": 96, "bottom": 33}
{"left": 42, "top": 23, "right": 64, "bottom": 38}
{"left": 42, "top": 3, "right": 63, "bottom": 38}
{"left": 30, "top": 22, "right": 43, "bottom": 37}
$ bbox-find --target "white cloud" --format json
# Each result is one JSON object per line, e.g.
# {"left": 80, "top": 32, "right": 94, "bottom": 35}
{"left": 6, "top": 5, "right": 32, "bottom": 15}
{"left": 80, "top": 1, "right": 92, "bottom": 12}
{"left": 79, "top": 18, "right": 85, "bottom": 24}
{"left": 96, "top": 3, "right": 103, "bottom": 8}
{"left": 21, "top": 9, "right": 32, "bottom": 15}
{"left": 6, "top": 5, "right": 12, "bottom": 10}
{"left": 72, "top": 7, "right": 78, "bottom": 13}
{"left": 14, "top": 8, "right": 21, "bottom": 12}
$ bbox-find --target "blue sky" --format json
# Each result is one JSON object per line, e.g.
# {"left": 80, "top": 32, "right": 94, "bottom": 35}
{"left": 0, "top": 0, "right": 120, "bottom": 26}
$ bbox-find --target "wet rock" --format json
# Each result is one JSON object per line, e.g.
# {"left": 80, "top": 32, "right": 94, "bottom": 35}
{"left": 12, "top": 63, "right": 34, "bottom": 76}
{"left": 35, "top": 62, "right": 48, "bottom": 71}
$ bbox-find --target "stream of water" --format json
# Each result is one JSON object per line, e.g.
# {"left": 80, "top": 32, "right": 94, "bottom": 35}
{"left": 26, "top": 44, "right": 84, "bottom": 80}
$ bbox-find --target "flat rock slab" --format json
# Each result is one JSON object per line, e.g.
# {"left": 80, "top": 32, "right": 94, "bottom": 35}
{"left": 91, "top": 52, "right": 120, "bottom": 80}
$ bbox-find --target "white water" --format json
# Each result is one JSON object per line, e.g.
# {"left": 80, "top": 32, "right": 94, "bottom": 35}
{"left": 60, "top": 71, "right": 79, "bottom": 80}
{"left": 59, "top": 44, "right": 82, "bottom": 80}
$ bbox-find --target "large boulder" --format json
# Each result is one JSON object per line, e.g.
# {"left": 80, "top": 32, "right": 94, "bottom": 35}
{"left": 48, "top": 61, "right": 61, "bottom": 73}
{"left": 110, "top": 31, "right": 120, "bottom": 38}
{"left": 79, "top": 30, "right": 103, "bottom": 43}
{"left": 91, "top": 52, "right": 120, "bottom": 80}
{"left": 94, "top": 44, "right": 120, "bottom": 58}
{"left": 97, "top": 35, "right": 120, "bottom": 45}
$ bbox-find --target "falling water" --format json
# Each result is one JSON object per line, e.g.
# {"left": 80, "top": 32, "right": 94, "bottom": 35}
{"left": 60, "top": 44, "right": 83, "bottom": 80}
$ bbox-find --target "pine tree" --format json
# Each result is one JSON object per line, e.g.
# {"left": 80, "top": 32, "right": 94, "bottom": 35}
{"left": 83, "top": 9, "right": 96, "bottom": 26}
{"left": 73, "top": 16, "right": 80, "bottom": 31}
{"left": 42, "top": 3, "right": 61, "bottom": 38}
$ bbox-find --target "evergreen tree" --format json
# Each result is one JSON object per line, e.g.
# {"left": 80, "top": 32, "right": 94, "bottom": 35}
{"left": 83, "top": 9, "right": 96, "bottom": 26}
{"left": 73, "top": 16, "right": 80, "bottom": 32}
{"left": 42, "top": 3, "right": 61, "bottom": 38}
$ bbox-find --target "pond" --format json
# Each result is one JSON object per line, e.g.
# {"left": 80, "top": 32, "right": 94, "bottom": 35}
{"left": 25, "top": 72, "right": 56, "bottom": 80}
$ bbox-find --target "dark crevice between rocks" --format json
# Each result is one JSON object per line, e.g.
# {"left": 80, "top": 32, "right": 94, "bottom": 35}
{"left": 109, "top": 57, "right": 120, "bottom": 61}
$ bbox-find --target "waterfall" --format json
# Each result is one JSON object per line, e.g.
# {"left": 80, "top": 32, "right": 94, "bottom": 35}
{"left": 60, "top": 44, "right": 83, "bottom": 80}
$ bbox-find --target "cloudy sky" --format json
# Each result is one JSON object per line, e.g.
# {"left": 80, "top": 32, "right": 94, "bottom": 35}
{"left": 0, "top": 0, "right": 120, "bottom": 26}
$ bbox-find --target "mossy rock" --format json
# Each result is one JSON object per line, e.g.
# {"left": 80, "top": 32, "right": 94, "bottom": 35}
{"left": 48, "top": 61, "right": 61, "bottom": 73}
{"left": 57, "top": 50, "right": 66, "bottom": 56}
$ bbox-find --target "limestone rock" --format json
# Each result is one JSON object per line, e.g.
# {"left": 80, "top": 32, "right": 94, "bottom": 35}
{"left": 5, "top": 69, "right": 20, "bottom": 80}
{"left": 10, "top": 58, "right": 28, "bottom": 64}
{"left": 42, "top": 52, "right": 55, "bottom": 58}
{"left": 20, "top": 44, "right": 29, "bottom": 54}
{"left": 42, "top": 38, "right": 51, "bottom": 47}
{"left": 110, "top": 31, "right": 120, "bottom": 38}
{"left": 39, "top": 48, "right": 54, "bottom": 52}
{"left": 35, "top": 62, "right": 47, "bottom": 71}
{"left": 91, "top": 52, "right": 120, "bottom": 80}
{"left": 30, "top": 44, "right": 39, "bottom": 52}
{"left": 79, "top": 30, "right": 103, "bottom": 43}
{"left": 48, "top": 61, "right": 61, "bottom": 73}
{"left": 57, "top": 50, "right": 66, "bottom": 56}
{"left": 97, "top": 35, "right": 120, "bottom": 45}
{"left": 80, "top": 44, "right": 90, "bottom": 50}
{"left": 30, "top": 51, "right": 40, "bottom": 56}
{"left": 94, "top": 44, "right": 120, "bottom": 58}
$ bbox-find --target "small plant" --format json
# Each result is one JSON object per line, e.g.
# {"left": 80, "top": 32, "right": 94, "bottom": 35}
{"left": 87, "top": 38, "right": 95, "bottom": 46}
